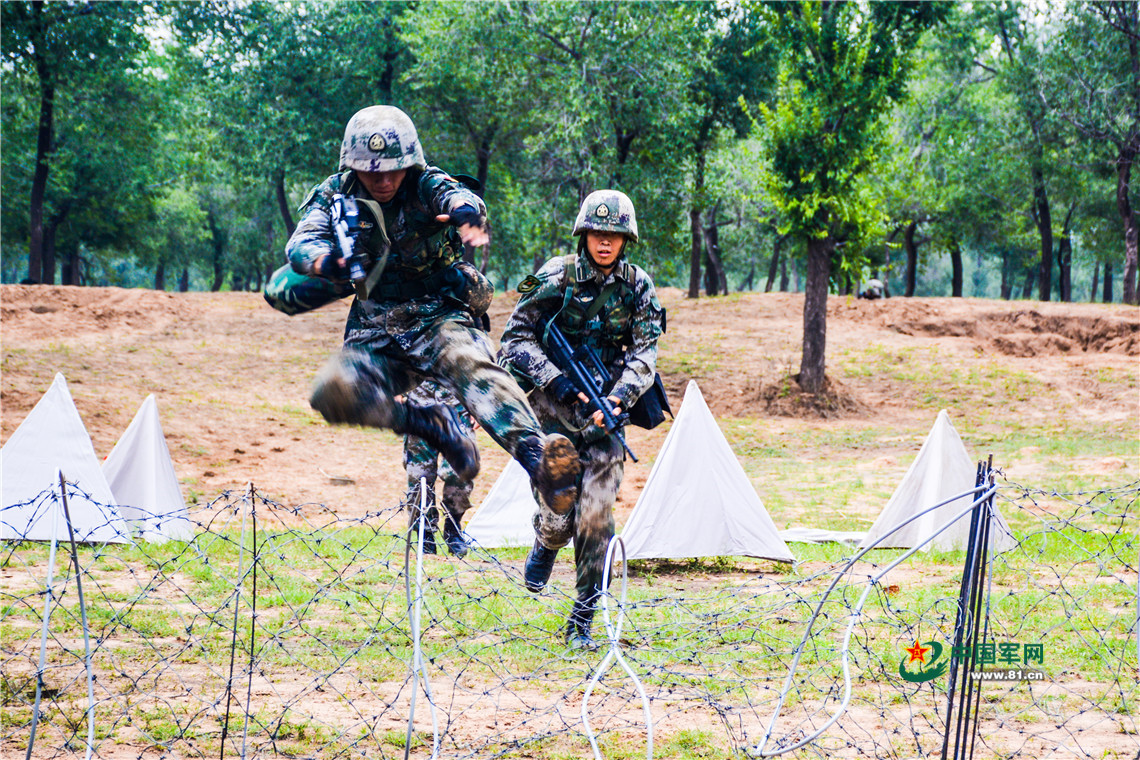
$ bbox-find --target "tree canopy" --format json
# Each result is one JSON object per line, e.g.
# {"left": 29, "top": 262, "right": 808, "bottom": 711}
{"left": 2, "top": 1, "right": 1136, "bottom": 385}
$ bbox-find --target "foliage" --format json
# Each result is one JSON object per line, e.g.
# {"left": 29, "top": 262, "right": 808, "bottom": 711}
{"left": 0, "top": 1, "right": 1134, "bottom": 299}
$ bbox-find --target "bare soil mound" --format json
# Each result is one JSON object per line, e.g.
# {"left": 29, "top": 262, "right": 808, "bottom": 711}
{"left": 829, "top": 297, "right": 1139, "bottom": 357}
{"left": 2, "top": 284, "right": 202, "bottom": 339}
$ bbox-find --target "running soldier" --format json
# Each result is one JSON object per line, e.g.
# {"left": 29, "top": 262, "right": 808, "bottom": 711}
{"left": 283, "top": 105, "right": 580, "bottom": 518}
{"left": 500, "top": 190, "right": 665, "bottom": 650}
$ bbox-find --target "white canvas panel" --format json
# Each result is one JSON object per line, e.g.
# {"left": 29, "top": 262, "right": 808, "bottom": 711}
{"left": 859, "top": 410, "right": 1015, "bottom": 553}
{"left": 465, "top": 459, "right": 547, "bottom": 549}
{"left": 620, "top": 381, "right": 794, "bottom": 563}
{"left": 103, "top": 395, "right": 192, "bottom": 542}
{"left": 1, "top": 374, "right": 128, "bottom": 543}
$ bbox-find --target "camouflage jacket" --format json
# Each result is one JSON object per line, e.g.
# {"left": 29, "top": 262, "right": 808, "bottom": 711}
{"left": 286, "top": 168, "right": 485, "bottom": 289}
{"left": 501, "top": 253, "right": 663, "bottom": 410}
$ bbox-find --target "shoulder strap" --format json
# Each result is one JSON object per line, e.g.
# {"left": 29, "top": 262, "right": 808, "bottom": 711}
{"left": 543, "top": 254, "right": 578, "bottom": 346}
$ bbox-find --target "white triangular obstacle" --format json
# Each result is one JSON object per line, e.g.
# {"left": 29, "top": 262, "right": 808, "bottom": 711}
{"left": 620, "top": 381, "right": 795, "bottom": 563}
{"left": 1, "top": 373, "right": 129, "bottom": 543}
{"left": 465, "top": 459, "right": 543, "bottom": 549}
{"left": 858, "top": 410, "right": 1015, "bottom": 553}
{"left": 103, "top": 395, "right": 192, "bottom": 542}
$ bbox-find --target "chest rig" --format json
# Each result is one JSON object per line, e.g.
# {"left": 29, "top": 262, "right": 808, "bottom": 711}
{"left": 550, "top": 253, "right": 636, "bottom": 364}
{"left": 339, "top": 172, "right": 464, "bottom": 296}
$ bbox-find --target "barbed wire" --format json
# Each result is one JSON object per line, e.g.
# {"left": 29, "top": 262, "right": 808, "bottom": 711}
{"left": 2, "top": 475, "right": 1136, "bottom": 759}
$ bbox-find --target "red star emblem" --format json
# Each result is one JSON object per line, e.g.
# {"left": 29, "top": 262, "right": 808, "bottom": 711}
{"left": 905, "top": 640, "right": 931, "bottom": 664}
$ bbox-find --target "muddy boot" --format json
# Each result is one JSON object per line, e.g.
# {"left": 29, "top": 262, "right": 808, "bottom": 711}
{"left": 442, "top": 515, "right": 469, "bottom": 558}
{"left": 523, "top": 539, "right": 559, "bottom": 593}
{"left": 399, "top": 402, "right": 480, "bottom": 482}
{"left": 310, "top": 351, "right": 395, "bottom": 427}
{"left": 565, "top": 598, "right": 598, "bottom": 651}
{"left": 516, "top": 434, "right": 580, "bottom": 515}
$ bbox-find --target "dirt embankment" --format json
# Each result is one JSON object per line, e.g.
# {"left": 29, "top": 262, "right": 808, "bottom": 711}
{"left": 2, "top": 285, "right": 1137, "bottom": 520}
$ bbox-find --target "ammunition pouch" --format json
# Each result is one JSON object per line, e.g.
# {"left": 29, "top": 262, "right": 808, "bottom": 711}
{"left": 627, "top": 373, "right": 671, "bottom": 430}
{"left": 367, "top": 261, "right": 494, "bottom": 317}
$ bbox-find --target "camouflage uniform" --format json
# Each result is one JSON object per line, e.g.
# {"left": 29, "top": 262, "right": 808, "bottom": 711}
{"left": 501, "top": 190, "right": 664, "bottom": 647}
{"left": 402, "top": 380, "right": 475, "bottom": 554}
{"left": 291, "top": 166, "right": 542, "bottom": 453}
{"left": 287, "top": 106, "right": 580, "bottom": 516}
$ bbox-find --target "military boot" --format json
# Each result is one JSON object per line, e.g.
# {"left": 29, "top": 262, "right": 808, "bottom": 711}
{"left": 399, "top": 402, "right": 480, "bottom": 481}
{"left": 565, "top": 598, "right": 598, "bottom": 651}
{"left": 413, "top": 528, "right": 437, "bottom": 555}
{"left": 523, "top": 539, "right": 559, "bottom": 593}
{"left": 442, "top": 515, "right": 469, "bottom": 558}
{"left": 516, "top": 434, "right": 580, "bottom": 516}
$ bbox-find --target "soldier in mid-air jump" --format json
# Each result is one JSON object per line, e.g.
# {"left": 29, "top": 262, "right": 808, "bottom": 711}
{"left": 276, "top": 105, "right": 581, "bottom": 522}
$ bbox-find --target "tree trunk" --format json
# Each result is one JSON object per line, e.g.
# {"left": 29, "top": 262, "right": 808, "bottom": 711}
{"left": 1022, "top": 264, "right": 1037, "bottom": 300}
{"left": 207, "top": 207, "right": 226, "bottom": 292}
{"left": 274, "top": 169, "right": 295, "bottom": 237}
{"left": 779, "top": 251, "right": 790, "bottom": 292}
{"left": 1058, "top": 203, "right": 1075, "bottom": 302}
{"left": 688, "top": 207, "right": 704, "bottom": 299}
{"left": 179, "top": 267, "right": 190, "bottom": 292}
{"left": 41, "top": 218, "right": 57, "bottom": 286}
{"left": 1117, "top": 144, "right": 1139, "bottom": 304}
{"left": 765, "top": 233, "right": 788, "bottom": 293}
{"left": 1031, "top": 163, "right": 1054, "bottom": 301}
{"left": 1090, "top": 262, "right": 1100, "bottom": 302}
{"left": 799, "top": 235, "right": 833, "bottom": 394}
{"left": 703, "top": 205, "right": 727, "bottom": 296}
{"left": 903, "top": 220, "right": 919, "bottom": 297}
{"left": 1000, "top": 251, "right": 1012, "bottom": 300}
{"left": 59, "top": 240, "right": 79, "bottom": 286}
{"left": 973, "top": 248, "right": 985, "bottom": 297}
{"left": 1104, "top": 260, "right": 1114, "bottom": 302}
{"left": 949, "top": 237, "right": 964, "bottom": 297}
{"left": 687, "top": 150, "right": 706, "bottom": 299}
{"left": 155, "top": 261, "right": 166, "bottom": 291}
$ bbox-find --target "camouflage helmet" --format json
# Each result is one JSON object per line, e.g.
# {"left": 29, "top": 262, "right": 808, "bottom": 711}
{"left": 339, "top": 106, "right": 427, "bottom": 173}
{"left": 572, "top": 190, "right": 639, "bottom": 243}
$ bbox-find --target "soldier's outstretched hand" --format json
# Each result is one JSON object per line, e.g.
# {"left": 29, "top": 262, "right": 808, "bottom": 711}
{"left": 436, "top": 208, "right": 489, "bottom": 248}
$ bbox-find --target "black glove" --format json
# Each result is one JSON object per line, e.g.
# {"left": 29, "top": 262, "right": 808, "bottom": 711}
{"left": 314, "top": 254, "right": 349, "bottom": 280}
{"left": 448, "top": 204, "right": 482, "bottom": 228}
{"left": 547, "top": 375, "right": 580, "bottom": 408}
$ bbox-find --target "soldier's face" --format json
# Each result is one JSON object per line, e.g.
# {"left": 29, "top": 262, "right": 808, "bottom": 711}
{"left": 357, "top": 169, "right": 407, "bottom": 202}
{"left": 585, "top": 231, "right": 624, "bottom": 273}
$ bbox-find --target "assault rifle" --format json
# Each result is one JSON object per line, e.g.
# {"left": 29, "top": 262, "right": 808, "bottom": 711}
{"left": 543, "top": 321, "right": 638, "bottom": 462}
{"left": 330, "top": 194, "right": 372, "bottom": 299}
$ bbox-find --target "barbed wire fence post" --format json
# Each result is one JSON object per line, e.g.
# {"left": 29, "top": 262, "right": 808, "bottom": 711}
{"left": 23, "top": 472, "right": 64, "bottom": 760}
{"left": 57, "top": 471, "right": 97, "bottom": 760}
{"left": 940, "top": 457, "right": 994, "bottom": 760}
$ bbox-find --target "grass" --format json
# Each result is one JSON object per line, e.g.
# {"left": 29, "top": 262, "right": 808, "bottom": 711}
{"left": 2, "top": 497, "right": 1135, "bottom": 758}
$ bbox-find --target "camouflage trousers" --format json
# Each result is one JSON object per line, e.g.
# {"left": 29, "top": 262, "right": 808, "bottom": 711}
{"left": 310, "top": 295, "right": 544, "bottom": 459}
{"left": 403, "top": 383, "right": 475, "bottom": 531}
{"left": 528, "top": 389, "right": 623, "bottom": 603}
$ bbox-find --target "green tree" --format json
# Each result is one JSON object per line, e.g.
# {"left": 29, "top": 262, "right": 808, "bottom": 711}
{"left": 1046, "top": 1, "right": 1139, "bottom": 304}
{"left": 2, "top": 1, "right": 153, "bottom": 283}
{"left": 754, "top": 1, "right": 945, "bottom": 393}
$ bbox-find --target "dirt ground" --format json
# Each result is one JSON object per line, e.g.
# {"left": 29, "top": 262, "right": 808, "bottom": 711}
{"left": 2, "top": 284, "right": 1137, "bottom": 525}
